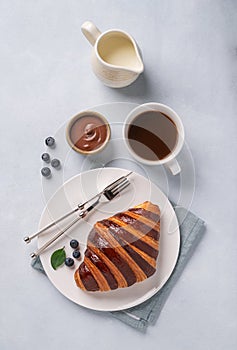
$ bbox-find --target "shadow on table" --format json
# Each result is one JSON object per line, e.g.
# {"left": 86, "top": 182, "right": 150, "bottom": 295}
{"left": 113, "top": 71, "right": 153, "bottom": 99}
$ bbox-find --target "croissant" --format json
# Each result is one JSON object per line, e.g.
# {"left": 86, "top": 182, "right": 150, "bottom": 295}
{"left": 74, "top": 201, "right": 160, "bottom": 292}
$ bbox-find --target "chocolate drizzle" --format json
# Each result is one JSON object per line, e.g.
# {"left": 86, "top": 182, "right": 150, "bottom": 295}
{"left": 74, "top": 201, "right": 160, "bottom": 292}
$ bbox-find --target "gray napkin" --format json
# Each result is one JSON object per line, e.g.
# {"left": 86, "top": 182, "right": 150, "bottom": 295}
{"left": 31, "top": 205, "right": 205, "bottom": 332}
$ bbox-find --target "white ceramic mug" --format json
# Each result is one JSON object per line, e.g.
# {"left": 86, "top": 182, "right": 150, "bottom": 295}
{"left": 81, "top": 21, "right": 144, "bottom": 88}
{"left": 123, "top": 103, "right": 185, "bottom": 175}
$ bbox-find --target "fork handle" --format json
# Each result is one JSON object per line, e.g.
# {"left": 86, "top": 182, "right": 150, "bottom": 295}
{"left": 30, "top": 199, "right": 100, "bottom": 258}
{"left": 24, "top": 207, "right": 79, "bottom": 244}
{"left": 30, "top": 215, "right": 82, "bottom": 258}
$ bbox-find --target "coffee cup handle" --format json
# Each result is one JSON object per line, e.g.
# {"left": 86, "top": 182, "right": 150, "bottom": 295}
{"left": 81, "top": 21, "right": 101, "bottom": 46}
{"left": 165, "top": 158, "right": 181, "bottom": 175}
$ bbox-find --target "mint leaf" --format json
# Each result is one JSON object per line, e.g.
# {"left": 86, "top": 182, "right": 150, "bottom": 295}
{"left": 50, "top": 247, "right": 66, "bottom": 270}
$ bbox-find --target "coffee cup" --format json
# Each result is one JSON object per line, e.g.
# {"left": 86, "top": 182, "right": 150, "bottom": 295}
{"left": 123, "top": 103, "right": 184, "bottom": 175}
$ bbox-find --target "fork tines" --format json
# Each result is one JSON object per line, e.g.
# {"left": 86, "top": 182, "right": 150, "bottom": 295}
{"left": 103, "top": 171, "right": 132, "bottom": 192}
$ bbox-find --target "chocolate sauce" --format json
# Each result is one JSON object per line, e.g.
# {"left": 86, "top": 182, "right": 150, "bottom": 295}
{"left": 127, "top": 111, "right": 178, "bottom": 161}
{"left": 85, "top": 249, "right": 118, "bottom": 290}
{"left": 101, "top": 219, "right": 158, "bottom": 259}
{"left": 70, "top": 115, "right": 108, "bottom": 152}
{"left": 88, "top": 229, "right": 137, "bottom": 286}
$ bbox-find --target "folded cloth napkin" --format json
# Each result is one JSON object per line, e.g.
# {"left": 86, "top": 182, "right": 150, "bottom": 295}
{"left": 31, "top": 205, "right": 205, "bottom": 332}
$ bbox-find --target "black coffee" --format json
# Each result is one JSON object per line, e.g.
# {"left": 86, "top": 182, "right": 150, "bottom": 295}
{"left": 127, "top": 110, "right": 178, "bottom": 161}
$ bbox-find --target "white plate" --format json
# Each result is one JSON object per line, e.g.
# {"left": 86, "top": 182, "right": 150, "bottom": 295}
{"left": 38, "top": 167, "right": 180, "bottom": 311}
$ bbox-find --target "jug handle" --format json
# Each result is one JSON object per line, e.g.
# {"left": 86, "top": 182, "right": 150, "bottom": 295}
{"left": 81, "top": 21, "right": 101, "bottom": 46}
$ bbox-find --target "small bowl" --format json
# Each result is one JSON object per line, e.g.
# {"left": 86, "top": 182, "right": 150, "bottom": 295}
{"left": 66, "top": 110, "right": 111, "bottom": 155}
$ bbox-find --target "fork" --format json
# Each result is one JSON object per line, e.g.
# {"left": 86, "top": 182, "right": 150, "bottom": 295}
{"left": 29, "top": 172, "right": 131, "bottom": 258}
{"left": 24, "top": 171, "right": 132, "bottom": 244}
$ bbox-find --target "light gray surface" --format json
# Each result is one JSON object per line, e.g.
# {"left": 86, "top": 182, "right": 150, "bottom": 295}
{"left": 0, "top": 0, "right": 236, "bottom": 349}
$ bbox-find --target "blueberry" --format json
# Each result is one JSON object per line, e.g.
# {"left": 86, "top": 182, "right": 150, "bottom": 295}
{"left": 51, "top": 158, "right": 61, "bottom": 169}
{"left": 41, "top": 167, "right": 51, "bottom": 178}
{"left": 72, "top": 250, "right": 81, "bottom": 259}
{"left": 65, "top": 257, "right": 74, "bottom": 267}
{"left": 41, "top": 153, "right": 50, "bottom": 163}
{"left": 45, "top": 136, "right": 55, "bottom": 147}
{"left": 70, "top": 239, "right": 79, "bottom": 249}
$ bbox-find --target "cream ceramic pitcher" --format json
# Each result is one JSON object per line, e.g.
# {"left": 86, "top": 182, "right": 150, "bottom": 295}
{"left": 81, "top": 21, "right": 144, "bottom": 88}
